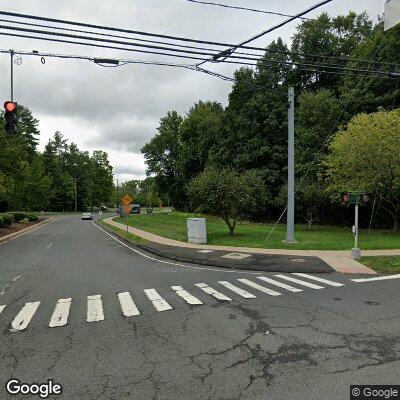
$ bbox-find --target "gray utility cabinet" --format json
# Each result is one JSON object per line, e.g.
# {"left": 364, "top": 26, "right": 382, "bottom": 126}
{"left": 187, "top": 218, "right": 207, "bottom": 244}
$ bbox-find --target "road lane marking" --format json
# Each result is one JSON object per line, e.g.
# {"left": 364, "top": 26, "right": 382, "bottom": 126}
{"left": 87, "top": 295, "right": 105, "bottom": 322}
{"left": 171, "top": 286, "right": 203, "bottom": 305}
{"left": 49, "top": 298, "right": 72, "bottom": 327}
{"left": 46, "top": 243, "right": 53, "bottom": 249}
{"left": 0, "top": 305, "right": 5, "bottom": 315}
{"left": 117, "top": 292, "right": 141, "bottom": 317}
{"left": 273, "top": 274, "right": 324, "bottom": 289}
{"left": 10, "top": 302, "right": 40, "bottom": 332}
{"left": 144, "top": 289, "right": 173, "bottom": 312}
{"left": 292, "top": 273, "right": 344, "bottom": 287}
{"left": 195, "top": 283, "right": 232, "bottom": 301}
{"left": 92, "top": 221, "right": 264, "bottom": 275}
{"left": 59, "top": 230, "right": 64, "bottom": 234}
{"left": 238, "top": 279, "right": 281, "bottom": 296}
{"left": 257, "top": 276, "right": 303, "bottom": 292}
{"left": 351, "top": 274, "right": 400, "bottom": 283}
{"left": 218, "top": 281, "right": 256, "bottom": 298}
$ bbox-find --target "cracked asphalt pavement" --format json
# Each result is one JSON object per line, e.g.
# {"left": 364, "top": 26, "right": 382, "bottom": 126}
{"left": 0, "top": 215, "right": 399, "bottom": 399}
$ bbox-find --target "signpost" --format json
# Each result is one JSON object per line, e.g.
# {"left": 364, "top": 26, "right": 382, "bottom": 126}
{"left": 121, "top": 194, "right": 133, "bottom": 218}
{"left": 340, "top": 192, "right": 371, "bottom": 260}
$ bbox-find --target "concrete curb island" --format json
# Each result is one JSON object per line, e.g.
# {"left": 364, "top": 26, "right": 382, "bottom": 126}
{"left": 101, "top": 217, "right": 381, "bottom": 275}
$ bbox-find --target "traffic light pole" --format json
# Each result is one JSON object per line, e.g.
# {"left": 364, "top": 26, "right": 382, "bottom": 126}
{"left": 351, "top": 202, "right": 361, "bottom": 260}
{"left": 10, "top": 50, "right": 14, "bottom": 102}
{"left": 285, "top": 86, "right": 296, "bottom": 243}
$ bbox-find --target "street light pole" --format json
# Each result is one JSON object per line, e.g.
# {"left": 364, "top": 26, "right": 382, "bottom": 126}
{"left": 74, "top": 177, "right": 77, "bottom": 213}
{"left": 351, "top": 202, "right": 361, "bottom": 259}
{"left": 285, "top": 86, "right": 296, "bottom": 243}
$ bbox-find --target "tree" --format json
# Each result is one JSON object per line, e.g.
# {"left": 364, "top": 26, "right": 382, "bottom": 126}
{"left": 188, "top": 167, "right": 267, "bottom": 236}
{"left": 325, "top": 109, "right": 400, "bottom": 233}
{"left": 141, "top": 111, "right": 184, "bottom": 207}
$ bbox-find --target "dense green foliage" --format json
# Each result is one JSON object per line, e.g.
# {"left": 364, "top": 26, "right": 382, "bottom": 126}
{"left": 188, "top": 167, "right": 266, "bottom": 235}
{"left": 141, "top": 12, "right": 400, "bottom": 231}
{"left": 0, "top": 107, "right": 114, "bottom": 212}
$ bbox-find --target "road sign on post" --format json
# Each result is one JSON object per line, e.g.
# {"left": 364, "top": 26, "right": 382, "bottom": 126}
{"left": 340, "top": 192, "right": 371, "bottom": 260}
{"left": 121, "top": 194, "right": 133, "bottom": 218}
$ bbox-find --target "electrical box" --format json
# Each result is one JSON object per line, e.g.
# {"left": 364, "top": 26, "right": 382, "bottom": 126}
{"left": 187, "top": 218, "right": 207, "bottom": 244}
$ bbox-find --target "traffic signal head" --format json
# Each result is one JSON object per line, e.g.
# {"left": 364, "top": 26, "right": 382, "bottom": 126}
{"left": 340, "top": 192, "right": 351, "bottom": 204}
{"left": 3, "top": 101, "right": 18, "bottom": 134}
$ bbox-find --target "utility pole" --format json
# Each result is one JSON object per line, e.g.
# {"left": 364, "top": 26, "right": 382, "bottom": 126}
{"left": 10, "top": 49, "right": 14, "bottom": 101}
{"left": 74, "top": 177, "right": 77, "bottom": 213}
{"left": 351, "top": 202, "right": 361, "bottom": 259}
{"left": 285, "top": 86, "right": 296, "bottom": 243}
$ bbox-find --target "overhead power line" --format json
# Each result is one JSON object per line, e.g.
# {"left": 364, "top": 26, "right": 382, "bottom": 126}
{"left": 183, "top": 0, "right": 310, "bottom": 19}
{"left": 197, "top": 0, "right": 333, "bottom": 66}
{"left": 1, "top": 11, "right": 399, "bottom": 71}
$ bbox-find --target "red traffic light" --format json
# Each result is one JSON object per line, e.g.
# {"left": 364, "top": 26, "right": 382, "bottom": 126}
{"left": 4, "top": 101, "right": 17, "bottom": 112}
{"left": 340, "top": 192, "right": 350, "bottom": 204}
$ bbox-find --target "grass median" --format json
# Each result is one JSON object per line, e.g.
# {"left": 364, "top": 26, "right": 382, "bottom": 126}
{"left": 98, "top": 218, "right": 149, "bottom": 245}
{"left": 113, "top": 211, "right": 400, "bottom": 251}
{"left": 358, "top": 256, "right": 400, "bottom": 274}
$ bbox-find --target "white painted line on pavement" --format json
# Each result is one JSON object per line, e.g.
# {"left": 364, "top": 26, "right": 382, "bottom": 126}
{"left": 59, "top": 230, "right": 63, "bottom": 234}
{"left": 46, "top": 243, "right": 53, "bottom": 249}
{"left": 257, "top": 276, "right": 303, "bottom": 292}
{"left": 292, "top": 273, "right": 344, "bottom": 287}
{"left": 274, "top": 274, "right": 324, "bottom": 289}
{"left": 171, "top": 286, "right": 203, "bottom": 305}
{"left": 218, "top": 281, "right": 256, "bottom": 298}
{"left": 0, "top": 305, "right": 5, "bottom": 315}
{"left": 351, "top": 274, "right": 400, "bottom": 283}
{"left": 118, "top": 292, "right": 141, "bottom": 317}
{"left": 10, "top": 301, "right": 41, "bottom": 332}
{"left": 49, "top": 298, "right": 72, "bottom": 328}
{"left": 195, "top": 283, "right": 232, "bottom": 301}
{"left": 238, "top": 279, "right": 281, "bottom": 296}
{"left": 92, "top": 221, "right": 264, "bottom": 276}
{"left": 12, "top": 275, "right": 21, "bottom": 282}
{"left": 144, "top": 289, "right": 173, "bottom": 312}
{"left": 87, "top": 295, "right": 105, "bottom": 322}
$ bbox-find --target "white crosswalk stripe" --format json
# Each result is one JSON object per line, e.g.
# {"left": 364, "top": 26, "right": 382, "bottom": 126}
{"left": 274, "top": 274, "right": 324, "bottom": 289}
{"left": 10, "top": 301, "right": 40, "bottom": 332}
{"left": 144, "top": 289, "right": 173, "bottom": 312}
{"left": 49, "top": 298, "right": 72, "bottom": 327}
{"left": 0, "top": 305, "right": 5, "bottom": 315}
{"left": 256, "top": 276, "right": 303, "bottom": 292}
{"left": 118, "top": 292, "right": 141, "bottom": 317}
{"left": 195, "top": 283, "right": 232, "bottom": 301}
{"left": 86, "top": 295, "right": 105, "bottom": 322}
{"left": 171, "top": 286, "right": 203, "bottom": 305}
{"left": 237, "top": 279, "right": 281, "bottom": 296}
{"left": 218, "top": 281, "right": 256, "bottom": 298}
{"left": 292, "top": 273, "right": 344, "bottom": 287}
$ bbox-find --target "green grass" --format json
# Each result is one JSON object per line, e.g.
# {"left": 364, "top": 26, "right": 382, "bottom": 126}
{"left": 359, "top": 256, "right": 400, "bottom": 274}
{"left": 98, "top": 219, "right": 149, "bottom": 245}
{"left": 114, "top": 211, "right": 400, "bottom": 251}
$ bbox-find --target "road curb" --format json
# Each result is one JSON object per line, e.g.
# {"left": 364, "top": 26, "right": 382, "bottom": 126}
{"left": 0, "top": 217, "right": 54, "bottom": 243}
{"left": 97, "top": 220, "right": 334, "bottom": 273}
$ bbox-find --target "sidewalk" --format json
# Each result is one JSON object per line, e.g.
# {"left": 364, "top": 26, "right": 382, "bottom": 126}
{"left": 102, "top": 217, "right": 379, "bottom": 274}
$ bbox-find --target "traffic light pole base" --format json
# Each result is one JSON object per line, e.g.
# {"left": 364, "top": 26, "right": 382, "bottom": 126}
{"left": 351, "top": 247, "right": 361, "bottom": 260}
{"left": 283, "top": 239, "right": 298, "bottom": 244}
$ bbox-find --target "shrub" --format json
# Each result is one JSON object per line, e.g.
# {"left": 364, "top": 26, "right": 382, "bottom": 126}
{"left": 26, "top": 213, "right": 38, "bottom": 221}
{"left": 0, "top": 213, "right": 14, "bottom": 227}
{"left": 13, "top": 212, "right": 27, "bottom": 222}
{"left": 0, "top": 216, "right": 3, "bottom": 227}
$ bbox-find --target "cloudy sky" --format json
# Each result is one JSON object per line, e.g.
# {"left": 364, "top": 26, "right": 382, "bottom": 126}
{"left": 0, "top": 0, "right": 385, "bottom": 182}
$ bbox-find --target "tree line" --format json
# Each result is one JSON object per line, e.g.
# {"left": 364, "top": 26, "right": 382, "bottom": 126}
{"left": 0, "top": 107, "right": 114, "bottom": 212}
{"left": 141, "top": 12, "right": 400, "bottom": 233}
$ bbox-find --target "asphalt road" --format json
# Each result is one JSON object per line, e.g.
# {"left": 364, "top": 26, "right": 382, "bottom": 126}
{"left": 0, "top": 215, "right": 399, "bottom": 400}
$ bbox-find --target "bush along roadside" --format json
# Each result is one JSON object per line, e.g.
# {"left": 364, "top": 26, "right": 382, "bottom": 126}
{"left": 0, "top": 213, "right": 14, "bottom": 227}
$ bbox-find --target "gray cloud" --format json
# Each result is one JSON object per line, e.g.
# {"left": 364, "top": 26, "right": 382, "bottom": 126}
{"left": 0, "top": 0, "right": 384, "bottom": 181}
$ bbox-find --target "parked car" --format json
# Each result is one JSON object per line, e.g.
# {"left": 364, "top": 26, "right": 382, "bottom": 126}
{"left": 131, "top": 204, "right": 141, "bottom": 214}
{"left": 81, "top": 212, "right": 93, "bottom": 220}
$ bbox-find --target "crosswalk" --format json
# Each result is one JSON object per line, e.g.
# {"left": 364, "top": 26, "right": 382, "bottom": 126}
{"left": 0, "top": 273, "right": 345, "bottom": 333}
